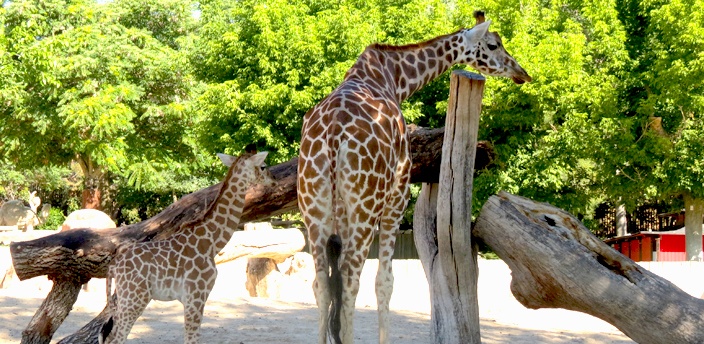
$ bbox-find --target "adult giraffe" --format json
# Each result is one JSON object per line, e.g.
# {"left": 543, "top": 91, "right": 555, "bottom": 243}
{"left": 297, "top": 12, "right": 531, "bottom": 344}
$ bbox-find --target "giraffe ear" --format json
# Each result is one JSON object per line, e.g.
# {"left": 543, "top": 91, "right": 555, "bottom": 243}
{"left": 467, "top": 20, "right": 491, "bottom": 41}
{"left": 250, "top": 151, "right": 269, "bottom": 166}
{"left": 217, "top": 153, "right": 237, "bottom": 167}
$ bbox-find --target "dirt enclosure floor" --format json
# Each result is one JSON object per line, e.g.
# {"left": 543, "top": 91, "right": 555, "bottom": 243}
{"left": 0, "top": 245, "right": 644, "bottom": 343}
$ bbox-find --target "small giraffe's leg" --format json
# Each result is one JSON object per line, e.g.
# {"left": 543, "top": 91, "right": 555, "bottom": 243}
{"left": 106, "top": 282, "right": 151, "bottom": 344}
{"left": 183, "top": 264, "right": 217, "bottom": 344}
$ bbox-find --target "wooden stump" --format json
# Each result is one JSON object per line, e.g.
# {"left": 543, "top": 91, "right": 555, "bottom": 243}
{"left": 473, "top": 191, "right": 704, "bottom": 344}
{"left": 414, "top": 70, "right": 485, "bottom": 343}
{"left": 22, "top": 278, "right": 85, "bottom": 344}
{"left": 245, "top": 258, "right": 280, "bottom": 298}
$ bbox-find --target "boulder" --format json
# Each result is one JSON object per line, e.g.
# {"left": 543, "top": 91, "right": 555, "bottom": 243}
{"left": 60, "top": 209, "right": 116, "bottom": 231}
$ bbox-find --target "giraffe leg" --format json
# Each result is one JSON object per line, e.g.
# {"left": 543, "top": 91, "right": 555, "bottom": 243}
{"left": 303, "top": 214, "right": 334, "bottom": 344}
{"left": 182, "top": 264, "right": 217, "bottom": 344}
{"left": 106, "top": 285, "right": 150, "bottom": 344}
{"left": 182, "top": 290, "right": 209, "bottom": 344}
{"left": 340, "top": 226, "right": 374, "bottom": 344}
{"left": 376, "top": 219, "right": 399, "bottom": 344}
{"left": 312, "top": 245, "right": 331, "bottom": 344}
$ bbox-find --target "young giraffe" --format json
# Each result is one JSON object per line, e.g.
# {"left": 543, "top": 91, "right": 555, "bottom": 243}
{"left": 99, "top": 152, "right": 275, "bottom": 344}
{"left": 297, "top": 12, "right": 531, "bottom": 344}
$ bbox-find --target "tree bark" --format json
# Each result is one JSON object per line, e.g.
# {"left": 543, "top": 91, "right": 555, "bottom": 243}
{"left": 473, "top": 191, "right": 704, "bottom": 344}
{"left": 245, "top": 258, "right": 279, "bottom": 298}
{"left": 11, "top": 126, "right": 493, "bottom": 344}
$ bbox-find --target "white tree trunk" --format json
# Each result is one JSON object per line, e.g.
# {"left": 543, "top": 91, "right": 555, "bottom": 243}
{"left": 474, "top": 191, "right": 704, "bottom": 344}
{"left": 616, "top": 203, "right": 627, "bottom": 237}
{"left": 684, "top": 193, "right": 704, "bottom": 261}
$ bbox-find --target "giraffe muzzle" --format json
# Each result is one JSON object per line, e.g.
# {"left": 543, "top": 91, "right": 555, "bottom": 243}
{"left": 511, "top": 67, "right": 532, "bottom": 84}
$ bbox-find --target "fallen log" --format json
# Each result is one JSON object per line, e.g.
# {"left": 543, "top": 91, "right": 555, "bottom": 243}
{"left": 10, "top": 126, "right": 493, "bottom": 344}
{"left": 215, "top": 227, "right": 305, "bottom": 264}
{"left": 473, "top": 191, "right": 704, "bottom": 344}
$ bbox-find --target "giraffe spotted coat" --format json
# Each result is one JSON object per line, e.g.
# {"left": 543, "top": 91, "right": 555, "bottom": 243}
{"left": 99, "top": 152, "right": 275, "bottom": 344}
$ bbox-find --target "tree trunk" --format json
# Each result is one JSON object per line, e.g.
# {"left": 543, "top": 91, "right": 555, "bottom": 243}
{"left": 11, "top": 126, "right": 492, "bottom": 344}
{"left": 473, "top": 191, "right": 704, "bottom": 344}
{"left": 616, "top": 203, "right": 627, "bottom": 237}
{"left": 245, "top": 258, "right": 279, "bottom": 298}
{"left": 81, "top": 189, "right": 101, "bottom": 210}
{"left": 21, "top": 278, "right": 84, "bottom": 344}
{"left": 414, "top": 70, "right": 484, "bottom": 344}
{"left": 684, "top": 193, "right": 704, "bottom": 261}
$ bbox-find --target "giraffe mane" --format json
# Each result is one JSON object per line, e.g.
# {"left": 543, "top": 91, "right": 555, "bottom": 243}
{"left": 368, "top": 28, "right": 466, "bottom": 52}
{"left": 179, "top": 153, "right": 252, "bottom": 232}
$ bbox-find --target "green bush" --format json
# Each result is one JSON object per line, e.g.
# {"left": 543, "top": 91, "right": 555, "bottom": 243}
{"left": 37, "top": 208, "right": 66, "bottom": 230}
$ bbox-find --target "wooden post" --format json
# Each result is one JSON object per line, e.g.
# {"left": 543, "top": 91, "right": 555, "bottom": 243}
{"left": 414, "top": 70, "right": 484, "bottom": 343}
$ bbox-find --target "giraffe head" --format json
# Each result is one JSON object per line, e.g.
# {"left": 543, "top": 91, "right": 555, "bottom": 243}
{"left": 217, "top": 152, "right": 277, "bottom": 187}
{"left": 459, "top": 11, "right": 532, "bottom": 84}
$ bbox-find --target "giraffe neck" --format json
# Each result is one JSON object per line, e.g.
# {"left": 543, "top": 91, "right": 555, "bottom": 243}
{"left": 198, "top": 164, "right": 249, "bottom": 256}
{"left": 345, "top": 29, "right": 468, "bottom": 103}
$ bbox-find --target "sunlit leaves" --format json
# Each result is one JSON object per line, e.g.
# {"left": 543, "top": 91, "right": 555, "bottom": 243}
{"left": 0, "top": 0, "right": 204, "bottom": 193}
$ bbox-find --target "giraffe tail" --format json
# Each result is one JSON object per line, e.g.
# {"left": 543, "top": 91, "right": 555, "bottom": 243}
{"left": 326, "top": 234, "right": 343, "bottom": 344}
{"left": 100, "top": 266, "right": 115, "bottom": 343}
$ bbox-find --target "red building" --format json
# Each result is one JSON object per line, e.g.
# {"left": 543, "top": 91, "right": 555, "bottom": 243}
{"left": 605, "top": 228, "right": 704, "bottom": 262}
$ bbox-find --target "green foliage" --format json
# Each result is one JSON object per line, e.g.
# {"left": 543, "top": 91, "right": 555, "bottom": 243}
{"left": 0, "top": 0, "right": 207, "bottom": 210}
{"left": 467, "top": 0, "right": 632, "bottom": 218}
{"left": 36, "top": 207, "right": 66, "bottom": 230}
{"left": 589, "top": 0, "right": 704, "bottom": 209}
{"left": 0, "top": 0, "right": 702, "bottom": 234}
{"left": 120, "top": 208, "right": 142, "bottom": 225}
{"left": 189, "top": 0, "right": 384, "bottom": 162}
{"left": 112, "top": 0, "right": 197, "bottom": 49}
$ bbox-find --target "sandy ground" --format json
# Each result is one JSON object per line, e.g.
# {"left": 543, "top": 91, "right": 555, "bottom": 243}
{"left": 0, "top": 246, "right": 634, "bottom": 343}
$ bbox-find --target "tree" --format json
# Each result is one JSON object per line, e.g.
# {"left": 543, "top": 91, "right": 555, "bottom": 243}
{"left": 188, "top": 0, "right": 381, "bottom": 162}
{"left": 188, "top": 0, "right": 484, "bottom": 163}
{"left": 465, "top": 0, "right": 631, "bottom": 224}
{"left": 0, "top": 0, "right": 207, "bottom": 211}
{"left": 607, "top": 0, "right": 704, "bottom": 259}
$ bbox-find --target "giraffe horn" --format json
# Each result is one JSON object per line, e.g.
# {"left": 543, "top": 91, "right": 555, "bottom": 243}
{"left": 473, "top": 10, "right": 486, "bottom": 25}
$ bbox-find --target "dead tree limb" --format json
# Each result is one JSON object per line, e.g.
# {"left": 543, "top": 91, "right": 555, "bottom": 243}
{"left": 10, "top": 126, "right": 493, "bottom": 344}
{"left": 214, "top": 227, "right": 305, "bottom": 264}
{"left": 473, "top": 191, "right": 704, "bottom": 344}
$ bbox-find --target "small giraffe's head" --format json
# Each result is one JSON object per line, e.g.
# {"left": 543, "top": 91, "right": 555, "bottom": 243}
{"left": 459, "top": 11, "right": 532, "bottom": 84}
{"left": 218, "top": 152, "right": 277, "bottom": 187}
